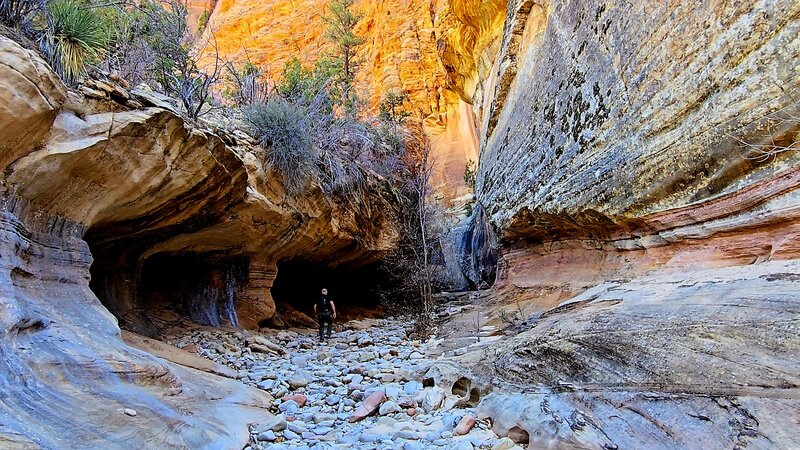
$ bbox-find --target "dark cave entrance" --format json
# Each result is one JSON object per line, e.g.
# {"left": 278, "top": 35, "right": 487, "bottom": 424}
{"left": 89, "top": 250, "right": 249, "bottom": 336}
{"left": 137, "top": 252, "right": 248, "bottom": 328}
{"left": 270, "top": 259, "right": 388, "bottom": 325}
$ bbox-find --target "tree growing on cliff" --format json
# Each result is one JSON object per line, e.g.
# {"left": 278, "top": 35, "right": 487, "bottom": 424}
{"left": 322, "top": 0, "right": 365, "bottom": 109}
{"left": 147, "top": 0, "right": 220, "bottom": 120}
{"left": 379, "top": 90, "right": 412, "bottom": 135}
{"left": 463, "top": 159, "right": 477, "bottom": 190}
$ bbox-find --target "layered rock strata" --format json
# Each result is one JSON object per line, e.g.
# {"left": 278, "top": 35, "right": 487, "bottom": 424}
{"left": 0, "top": 34, "right": 395, "bottom": 447}
{"left": 440, "top": 0, "right": 800, "bottom": 447}
{"left": 2, "top": 46, "right": 397, "bottom": 332}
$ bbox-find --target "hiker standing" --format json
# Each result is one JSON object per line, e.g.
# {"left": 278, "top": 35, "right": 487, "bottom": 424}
{"left": 314, "top": 288, "right": 337, "bottom": 342}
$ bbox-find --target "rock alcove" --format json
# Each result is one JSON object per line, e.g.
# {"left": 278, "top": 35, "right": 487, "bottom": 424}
{"left": 270, "top": 259, "right": 388, "bottom": 324}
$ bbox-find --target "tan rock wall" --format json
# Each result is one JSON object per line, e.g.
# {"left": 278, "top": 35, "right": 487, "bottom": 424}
{"left": 451, "top": 3, "right": 800, "bottom": 446}
{"left": 470, "top": 0, "right": 800, "bottom": 298}
{"left": 0, "top": 33, "right": 398, "bottom": 446}
{"left": 0, "top": 36, "right": 66, "bottom": 169}
{"left": 477, "top": 0, "right": 800, "bottom": 237}
{"left": 0, "top": 33, "right": 397, "bottom": 330}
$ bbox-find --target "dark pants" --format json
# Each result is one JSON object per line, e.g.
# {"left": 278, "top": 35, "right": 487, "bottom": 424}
{"left": 318, "top": 313, "right": 333, "bottom": 340}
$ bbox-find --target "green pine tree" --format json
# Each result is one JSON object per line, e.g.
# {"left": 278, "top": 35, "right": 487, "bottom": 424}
{"left": 322, "top": 0, "right": 365, "bottom": 86}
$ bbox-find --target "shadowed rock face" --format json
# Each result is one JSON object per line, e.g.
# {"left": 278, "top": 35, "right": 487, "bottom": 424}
{"left": 0, "top": 195, "right": 273, "bottom": 449}
{"left": 0, "top": 37, "right": 398, "bottom": 332}
{"left": 436, "top": 0, "right": 800, "bottom": 447}
{"left": 0, "top": 35, "right": 397, "bottom": 448}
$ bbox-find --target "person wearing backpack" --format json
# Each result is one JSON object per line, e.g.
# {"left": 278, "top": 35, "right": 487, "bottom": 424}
{"left": 314, "top": 288, "right": 337, "bottom": 342}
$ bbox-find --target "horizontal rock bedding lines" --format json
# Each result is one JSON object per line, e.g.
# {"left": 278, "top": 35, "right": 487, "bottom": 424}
{"left": 0, "top": 33, "right": 398, "bottom": 448}
{"left": 0, "top": 180, "right": 272, "bottom": 449}
{"left": 477, "top": 0, "right": 800, "bottom": 239}
{"left": 0, "top": 30, "right": 399, "bottom": 329}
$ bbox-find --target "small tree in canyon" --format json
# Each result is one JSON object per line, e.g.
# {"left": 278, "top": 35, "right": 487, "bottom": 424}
{"left": 138, "top": 0, "right": 220, "bottom": 120}
{"left": 380, "top": 134, "right": 443, "bottom": 335}
{"left": 322, "top": 0, "right": 365, "bottom": 111}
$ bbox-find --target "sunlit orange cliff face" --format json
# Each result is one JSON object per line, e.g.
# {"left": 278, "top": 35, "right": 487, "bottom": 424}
{"left": 193, "top": 0, "right": 507, "bottom": 201}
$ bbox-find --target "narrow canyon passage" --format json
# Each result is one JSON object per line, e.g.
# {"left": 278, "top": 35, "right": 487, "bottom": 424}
{"left": 0, "top": 0, "right": 798, "bottom": 448}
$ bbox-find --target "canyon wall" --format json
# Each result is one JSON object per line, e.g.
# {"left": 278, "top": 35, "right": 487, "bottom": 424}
{"left": 445, "top": 0, "right": 800, "bottom": 447}
{"left": 200, "top": 0, "right": 507, "bottom": 200}
{"left": 0, "top": 34, "right": 396, "bottom": 447}
{"left": 474, "top": 0, "right": 800, "bottom": 306}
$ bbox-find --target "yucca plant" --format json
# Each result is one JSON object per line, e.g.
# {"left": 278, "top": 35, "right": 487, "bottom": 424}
{"left": 38, "top": 0, "right": 108, "bottom": 83}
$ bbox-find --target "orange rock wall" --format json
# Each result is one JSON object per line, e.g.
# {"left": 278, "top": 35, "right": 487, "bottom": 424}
{"left": 200, "top": 0, "right": 508, "bottom": 199}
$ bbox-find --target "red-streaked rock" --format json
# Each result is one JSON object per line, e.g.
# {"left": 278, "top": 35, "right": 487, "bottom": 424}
{"left": 398, "top": 397, "right": 418, "bottom": 408}
{"left": 281, "top": 394, "right": 307, "bottom": 408}
{"left": 453, "top": 415, "right": 476, "bottom": 436}
{"left": 348, "top": 391, "right": 386, "bottom": 423}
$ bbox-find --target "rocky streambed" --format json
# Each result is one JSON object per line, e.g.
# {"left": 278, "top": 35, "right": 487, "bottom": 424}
{"left": 166, "top": 319, "right": 522, "bottom": 450}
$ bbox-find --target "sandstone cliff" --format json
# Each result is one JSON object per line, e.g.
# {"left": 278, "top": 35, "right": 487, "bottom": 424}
{"left": 0, "top": 34, "right": 396, "bottom": 447}
{"left": 200, "top": 0, "right": 501, "bottom": 200}
{"left": 439, "top": 0, "right": 800, "bottom": 447}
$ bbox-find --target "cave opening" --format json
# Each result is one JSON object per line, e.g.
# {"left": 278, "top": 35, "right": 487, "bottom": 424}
{"left": 88, "top": 249, "right": 249, "bottom": 336}
{"left": 137, "top": 252, "right": 248, "bottom": 329}
{"left": 269, "top": 259, "right": 388, "bottom": 327}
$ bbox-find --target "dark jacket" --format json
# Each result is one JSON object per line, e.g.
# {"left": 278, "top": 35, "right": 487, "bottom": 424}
{"left": 316, "top": 295, "right": 333, "bottom": 317}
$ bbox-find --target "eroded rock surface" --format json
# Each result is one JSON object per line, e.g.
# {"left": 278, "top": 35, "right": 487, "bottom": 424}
{"left": 0, "top": 34, "right": 396, "bottom": 448}
{"left": 441, "top": 1, "right": 800, "bottom": 448}
{"left": 0, "top": 194, "right": 272, "bottom": 449}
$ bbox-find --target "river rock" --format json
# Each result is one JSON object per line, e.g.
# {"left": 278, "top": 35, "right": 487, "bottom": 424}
{"left": 358, "top": 352, "right": 376, "bottom": 362}
{"left": 491, "top": 437, "right": 516, "bottom": 450}
{"left": 453, "top": 415, "right": 476, "bottom": 436}
{"left": 349, "top": 390, "right": 386, "bottom": 423}
{"left": 287, "top": 372, "right": 312, "bottom": 388}
{"left": 245, "top": 336, "right": 285, "bottom": 355}
{"left": 378, "top": 400, "right": 402, "bottom": 415}
{"left": 452, "top": 440, "right": 474, "bottom": 450}
{"left": 278, "top": 400, "right": 299, "bottom": 414}
{"left": 284, "top": 429, "right": 300, "bottom": 440}
{"left": 422, "top": 387, "right": 446, "bottom": 412}
{"left": 281, "top": 394, "right": 307, "bottom": 407}
{"left": 256, "top": 430, "right": 276, "bottom": 442}
{"left": 403, "top": 381, "right": 423, "bottom": 395}
{"left": 253, "top": 414, "right": 288, "bottom": 433}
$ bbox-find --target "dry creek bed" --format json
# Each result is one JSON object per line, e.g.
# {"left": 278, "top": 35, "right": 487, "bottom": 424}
{"left": 167, "top": 318, "right": 525, "bottom": 450}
